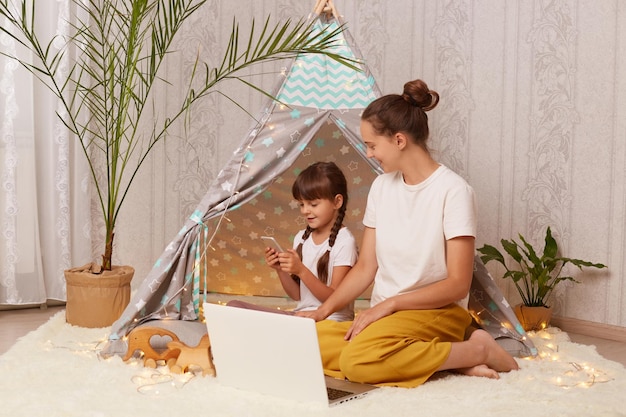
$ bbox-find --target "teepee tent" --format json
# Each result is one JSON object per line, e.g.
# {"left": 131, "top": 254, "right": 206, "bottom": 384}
{"left": 469, "top": 256, "right": 537, "bottom": 357}
{"left": 106, "top": 5, "right": 381, "bottom": 345}
{"left": 106, "top": 2, "right": 535, "bottom": 358}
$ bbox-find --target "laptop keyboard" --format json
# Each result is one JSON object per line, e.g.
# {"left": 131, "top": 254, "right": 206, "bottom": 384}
{"left": 327, "top": 386, "right": 353, "bottom": 400}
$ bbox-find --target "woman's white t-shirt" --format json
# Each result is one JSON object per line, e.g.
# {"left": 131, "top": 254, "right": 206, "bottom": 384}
{"left": 292, "top": 227, "right": 357, "bottom": 321}
{"left": 363, "top": 165, "right": 477, "bottom": 308}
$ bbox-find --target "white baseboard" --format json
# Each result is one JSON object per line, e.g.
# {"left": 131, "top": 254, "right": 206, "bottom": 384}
{"left": 551, "top": 316, "right": 626, "bottom": 343}
{"left": 0, "top": 301, "right": 64, "bottom": 311}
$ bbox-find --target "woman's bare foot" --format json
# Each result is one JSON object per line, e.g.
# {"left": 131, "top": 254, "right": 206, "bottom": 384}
{"left": 456, "top": 364, "right": 500, "bottom": 379}
{"left": 440, "top": 328, "right": 520, "bottom": 378}
{"left": 469, "top": 329, "right": 520, "bottom": 372}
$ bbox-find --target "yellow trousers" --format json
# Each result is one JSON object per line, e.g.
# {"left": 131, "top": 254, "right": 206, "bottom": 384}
{"left": 316, "top": 304, "right": 472, "bottom": 388}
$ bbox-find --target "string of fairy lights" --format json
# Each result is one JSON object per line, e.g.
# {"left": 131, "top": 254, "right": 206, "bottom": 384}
{"left": 522, "top": 328, "right": 614, "bottom": 389}
{"left": 45, "top": 335, "right": 202, "bottom": 395}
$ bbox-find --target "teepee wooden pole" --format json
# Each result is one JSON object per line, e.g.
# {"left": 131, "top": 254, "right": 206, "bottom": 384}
{"left": 313, "top": 0, "right": 338, "bottom": 19}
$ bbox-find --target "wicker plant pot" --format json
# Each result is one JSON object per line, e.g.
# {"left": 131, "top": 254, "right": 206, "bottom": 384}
{"left": 64, "top": 264, "right": 134, "bottom": 328}
{"left": 514, "top": 304, "right": 553, "bottom": 332}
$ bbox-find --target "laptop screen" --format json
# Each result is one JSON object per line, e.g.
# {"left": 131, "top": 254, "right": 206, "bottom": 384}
{"left": 203, "top": 302, "right": 331, "bottom": 405}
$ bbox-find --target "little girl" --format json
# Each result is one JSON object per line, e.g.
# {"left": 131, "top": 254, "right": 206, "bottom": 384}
{"left": 228, "top": 161, "right": 357, "bottom": 321}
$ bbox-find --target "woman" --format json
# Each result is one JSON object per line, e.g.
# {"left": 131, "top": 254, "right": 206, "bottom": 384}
{"left": 297, "top": 79, "right": 519, "bottom": 387}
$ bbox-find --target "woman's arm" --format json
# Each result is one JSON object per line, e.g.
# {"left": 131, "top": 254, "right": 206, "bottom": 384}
{"left": 297, "top": 227, "right": 378, "bottom": 321}
{"left": 344, "top": 236, "right": 475, "bottom": 339}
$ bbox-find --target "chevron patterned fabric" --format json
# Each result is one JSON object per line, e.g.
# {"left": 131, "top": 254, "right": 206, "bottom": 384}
{"left": 276, "top": 21, "right": 377, "bottom": 109}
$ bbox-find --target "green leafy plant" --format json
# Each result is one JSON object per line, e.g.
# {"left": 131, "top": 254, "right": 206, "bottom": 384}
{"left": 477, "top": 226, "right": 606, "bottom": 307}
{"left": 0, "top": 0, "right": 356, "bottom": 271}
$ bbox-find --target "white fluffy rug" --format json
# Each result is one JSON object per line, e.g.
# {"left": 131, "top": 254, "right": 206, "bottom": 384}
{"left": 2, "top": 311, "right": 625, "bottom": 417}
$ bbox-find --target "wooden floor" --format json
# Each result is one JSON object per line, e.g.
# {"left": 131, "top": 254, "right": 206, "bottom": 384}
{"left": 1, "top": 305, "right": 626, "bottom": 367}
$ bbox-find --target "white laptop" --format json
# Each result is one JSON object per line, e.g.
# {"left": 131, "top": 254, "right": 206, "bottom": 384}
{"left": 203, "top": 302, "right": 379, "bottom": 407}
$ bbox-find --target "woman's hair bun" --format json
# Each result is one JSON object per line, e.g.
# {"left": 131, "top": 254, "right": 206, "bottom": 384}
{"left": 402, "top": 79, "right": 439, "bottom": 111}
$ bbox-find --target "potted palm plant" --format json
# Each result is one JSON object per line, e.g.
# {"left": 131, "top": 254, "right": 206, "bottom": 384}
{"left": 477, "top": 226, "right": 606, "bottom": 331}
{"left": 0, "top": 0, "right": 354, "bottom": 327}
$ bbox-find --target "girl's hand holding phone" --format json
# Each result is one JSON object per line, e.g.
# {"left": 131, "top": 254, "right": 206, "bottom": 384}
{"left": 277, "top": 251, "right": 304, "bottom": 276}
{"left": 264, "top": 246, "right": 281, "bottom": 270}
{"left": 262, "top": 236, "right": 284, "bottom": 270}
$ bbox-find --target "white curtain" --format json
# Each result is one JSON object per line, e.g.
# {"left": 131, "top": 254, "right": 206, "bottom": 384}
{"left": 0, "top": 0, "right": 91, "bottom": 306}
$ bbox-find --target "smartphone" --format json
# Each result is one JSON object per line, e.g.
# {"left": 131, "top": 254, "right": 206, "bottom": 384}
{"left": 261, "top": 236, "right": 285, "bottom": 253}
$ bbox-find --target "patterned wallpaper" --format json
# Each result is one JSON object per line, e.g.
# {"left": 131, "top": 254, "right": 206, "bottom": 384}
{"left": 106, "top": 0, "right": 626, "bottom": 328}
